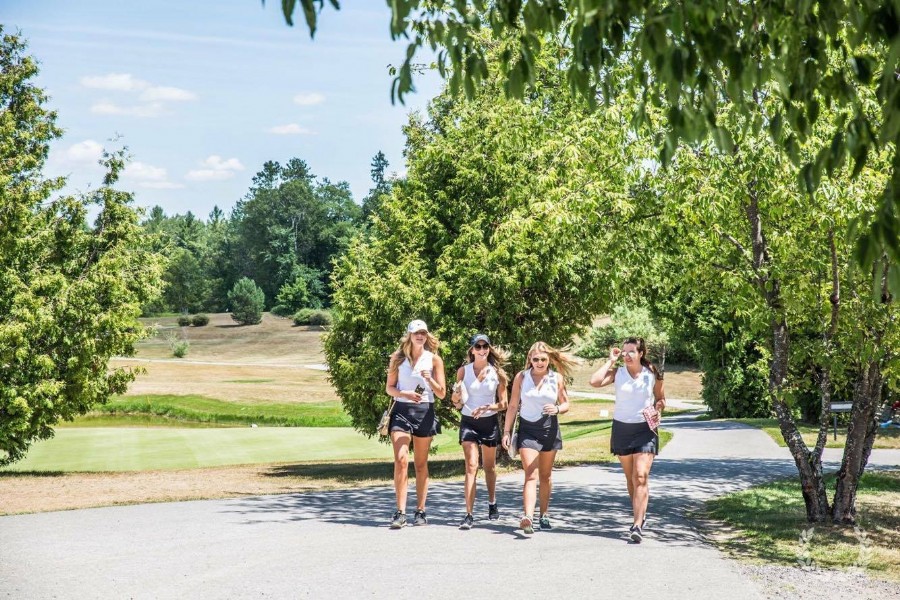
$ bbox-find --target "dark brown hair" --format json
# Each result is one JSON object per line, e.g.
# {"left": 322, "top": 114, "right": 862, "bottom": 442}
{"left": 622, "top": 337, "right": 663, "bottom": 380}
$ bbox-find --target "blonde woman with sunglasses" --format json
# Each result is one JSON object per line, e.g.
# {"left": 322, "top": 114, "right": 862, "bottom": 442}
{"left": 589, "top": 336, "right": 665, "bottom": 543}
{"left": 502, "top": 341, "right": 576, "bottom": 534}
{"left": 450, "top": 333, "right": 509, "bottom": 530}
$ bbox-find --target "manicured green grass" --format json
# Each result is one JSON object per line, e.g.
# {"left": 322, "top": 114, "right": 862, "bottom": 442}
{"left": 700, "top": 417, "right": 900, "bottom": 449}
{"left": 69, "top": 394, "right": 352, "bottom": 427}
{"left": 2, "top": 427, "right": 456, "bottom": 472}
{"left": 705, "top": 471, "right": 900, "bottom": 580}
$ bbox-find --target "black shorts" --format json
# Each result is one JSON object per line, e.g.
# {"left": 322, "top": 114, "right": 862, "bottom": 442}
{"left": 459, "top": 414, "right": 500, "bottom": 447}
{"left": 390, "top": 402, "right": 441, "bottom": 438}
{"left": 610, "top": 420, "right": 658, "bottom": 456}
{"left": 516, "top": 414, "right": 562, "bottom": 452}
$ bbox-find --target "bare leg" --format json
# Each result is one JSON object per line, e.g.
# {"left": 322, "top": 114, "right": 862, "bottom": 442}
{"left": 631, "top": 452, "right": 654, "bottom": 526}
{"left": 391, "top": 432, "right": 411, "bottom": 512}
{"left": 519, "top": 448, "right": 540, "bottom": 518}
{"left": 618, "top": 453, "right": 635, "bottom": 500}
{"left": 482, "top": 445, "right": 498, "bottom": 505}
{"left": 537, "top": 450, "right": 557, "bottom": 515}
{"left": 462, "top": 441, "right": 480, "bottom": 513}
{"left": 412, "top": 435, "right": 433, "bottom": 510}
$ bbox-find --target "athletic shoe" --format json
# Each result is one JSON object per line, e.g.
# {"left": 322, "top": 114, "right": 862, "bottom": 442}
{"left": 459, "top": 513, "right": 474, "bottom": 530}
{"left": 413, "top": 509, "right": 428, "bottom": 525}
{"left": 630, "top": 525, "right": 643, "bottom": 543}
{"left": 539, "top": 514, "right": 551, "bottom": 530}
{"left": 520, "top": 515, "right": 534, "bottom": 535}
{"left": 488, "top": 503, "right": 499, "bottom": 521}
{"left": 390, "top": 511, "right": 407, "bottom": 529}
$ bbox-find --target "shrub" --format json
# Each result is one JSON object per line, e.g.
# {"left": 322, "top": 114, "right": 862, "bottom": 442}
{"left": 270, "top": 304, "right": 293, "bottom": 317}
{"left": 293, "top": 308, "right": 315, "bottom": 325}
{"left": 228, "top": 277, "right": 265, "bottom": 325}
{"left": 191, "top": 314, "right": 209, "bottom": 327}
{"left": 172, "top": 341, "right": 190, "bottom": 358}
{"left": 308, "top": 310, "right": 332, "bottom": 326}
{"left": 177, "top": 315, "right": 191, "bottom": 327}
{"left": 577, "top": 304, "right": 669, "bottom": 365}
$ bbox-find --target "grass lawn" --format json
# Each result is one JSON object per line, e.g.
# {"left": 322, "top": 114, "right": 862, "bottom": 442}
{"left": 703, "top": 470, "right": 900, "bottom": 581}
{"left": 701, "top": 417, "right": 900, "bottom": 450}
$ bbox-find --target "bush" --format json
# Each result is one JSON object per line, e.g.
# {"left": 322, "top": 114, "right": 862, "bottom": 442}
{"left": 270, "top": 304, "right": 293, "bottom": 317}
{"left": 172, "top": 341, "right": 190, "bottom": 358}
{"left": 292, "top": 308, "right": 315, "bottom": 325}
{"left": 228, "top": 277, "right": 265, "bottom": 325}
{"left": 191, "top": 314, "right": 209, "bottom": 327}
{"left": 577, "top": 304, "right": 669, "bottom": 365}
{"left": 177, "top": 315, "right": 191, "bottom": 327}
{"left": 308, "top": 310, "right": 332, "bottom": 326}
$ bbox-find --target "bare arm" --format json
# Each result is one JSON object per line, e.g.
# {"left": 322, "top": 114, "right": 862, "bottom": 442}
{"left": 589, "top": 347, "right": 621, "bottom": 388}
{"left": 451, "top": 366, "right": 465, "bottom": 408}
{"left": 386, "top": 367, "right": 421, "bottom": 402}
{"left": 502, "top": 372, "right": 524, "bottom": 449}
{"left": 654, "top": 377, "right": 666, "bottom": 412}
{"left": 426, "top": 354, "right": 447, "bottom": 399}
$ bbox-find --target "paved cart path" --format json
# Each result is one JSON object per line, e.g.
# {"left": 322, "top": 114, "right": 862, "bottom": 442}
{"left": 1, "top": 414, "right": 898, "bottom": 599}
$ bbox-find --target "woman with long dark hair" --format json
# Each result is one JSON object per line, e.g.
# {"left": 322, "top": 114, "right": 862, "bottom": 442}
{"left": 385, "top": 319, "right": 446, "bottom": 529}
{"left": 501, "top": 341, "right": 576, "bottom": 534}
{"left": 450, "top": 333, "right": 509, "bottom": 529}
{"left": 589, "top": 336, "right": 665, "bottom": 543}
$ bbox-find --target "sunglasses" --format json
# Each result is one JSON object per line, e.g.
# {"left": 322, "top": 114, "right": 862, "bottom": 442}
{"left": 473, "top": 343, "right": 489, "bottom": 350}
{"left": 531, "top": 357, "right": 549, "bottom": 363}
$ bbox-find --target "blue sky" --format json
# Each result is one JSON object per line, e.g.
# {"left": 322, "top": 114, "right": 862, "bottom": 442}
{"left": 5, "top": 1, "right": 442, "bottom": 219}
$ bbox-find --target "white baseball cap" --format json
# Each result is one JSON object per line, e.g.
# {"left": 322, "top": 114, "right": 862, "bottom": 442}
{"left": 406, "top": 319, "right": 429, "bottom": 333}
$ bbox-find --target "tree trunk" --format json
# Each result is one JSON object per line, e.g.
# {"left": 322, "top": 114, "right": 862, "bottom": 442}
{"left": 745, "top": 187, "right": 830, "bottom": 522}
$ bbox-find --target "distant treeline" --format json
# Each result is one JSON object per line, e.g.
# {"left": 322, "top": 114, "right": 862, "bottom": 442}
{"left": 142, "top": 153, "right": 391, "bottom": 316}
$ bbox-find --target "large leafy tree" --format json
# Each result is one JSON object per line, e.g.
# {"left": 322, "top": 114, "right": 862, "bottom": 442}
{"left": 0, "top": 29, "right": 164, "bottom": 465}
{"left": 325, "top": 43, "right": 636, "bottom": 435}
{"left": 277, "top": 1, "right": 900, "bottom": 291}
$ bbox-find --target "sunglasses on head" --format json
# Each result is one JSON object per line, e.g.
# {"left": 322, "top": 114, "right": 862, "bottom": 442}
{"left": 473, "top": 343, "right": 489, "bottom": 350}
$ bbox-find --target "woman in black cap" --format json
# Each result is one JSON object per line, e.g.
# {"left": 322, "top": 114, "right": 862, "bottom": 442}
{"left": 450, "top": 333, "right": 509, "bottom": 529}
{"left": 589, "top": 337, "right": 665, "bottom": 543}
{"left": 385, "top": 319, "right": 447, "bottom": 529}
{"left": 502, "top": 341, "right": 576, "bottom": 534}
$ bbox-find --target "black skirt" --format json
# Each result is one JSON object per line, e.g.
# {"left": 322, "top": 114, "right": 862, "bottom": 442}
{"left": 516, "top": 414, "right": 562, "bottom": 452}
{"left": 459, "top": 414, "right": 500, "bottom": 447}
{"left": 610, "top": 420, "right": 658, "bottom": 456}
{"left": 390, "top": 402, "right": 441, "bottom": 438}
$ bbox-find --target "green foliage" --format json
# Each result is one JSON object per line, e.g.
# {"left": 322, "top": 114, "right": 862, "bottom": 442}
{"left": 281, "top": 1, "right": 900, "bottom": 291}
{"left": 270, "top": 304, "right": 293, "bottom": 317}
{"left": 275, "top": 266, "right": 314, "bottom": 312}
{"left": 292, "top": 307, "right": 331, "bottom": 326}
{"left": 228, "top": 277, "right": 265, "bottom": 325}
{"left": 177, "top": 315, "right": 192, "bottom": 327}
{"left": 191, "top": 314, "right": 209, "bottom": 327}
{"left": 0, "top": 28, "right": 164, "bottom": 466}
{"left": 325, "top": 42, "right": 633, "bottom": 436}
{"left": 172, "top": 341, "right": 189, "bottom": 358}
{"left": 577, "top": 305, "right": 669, "bottom": 364}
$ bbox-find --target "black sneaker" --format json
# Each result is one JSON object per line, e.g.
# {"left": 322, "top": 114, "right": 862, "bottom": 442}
{"left": 413, "top": 509, "right": 427, "bottom": 525}
{"left": 488, "top": 503, "right": 499, "bottom": 521}
{"left": 630, "top": 525, "right": 643, "bottom": 543}
{"left": 539, "top": 514, "right": 551, "bottom": 530}
{"left": 390, "top": 511, "right": 407, "bottom": 529}
{"left": 459, "top": 513, "right": 474, "bottom": 530}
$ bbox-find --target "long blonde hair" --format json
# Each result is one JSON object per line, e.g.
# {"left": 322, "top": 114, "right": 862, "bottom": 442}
{"left": 466, "top": 344, "right": 510, "bottom": 389}
{"left": 524, "top": 341, "right": 577, "bottom": 378}
{"left": 389, "top": 331, "right": 441, "bottom": 372}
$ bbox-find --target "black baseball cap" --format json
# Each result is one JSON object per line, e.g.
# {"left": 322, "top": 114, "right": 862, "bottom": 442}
{"left": 469, "top": 333, "right": 491, "bottom": 346}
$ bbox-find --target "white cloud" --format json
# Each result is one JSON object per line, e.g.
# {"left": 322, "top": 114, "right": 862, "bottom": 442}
{"left": 122, "top": 161, "right": 185, "bottom": 189}
{"left": 91, "top": 101, "right": 166, "bottom": 118}
{"left": 139, "top": 86, "right": 197, "bottom": 102}
{"left": 268, "top": 123, "right": 314, "bottom": 135}
{"left": 65, "top": 139, "right": 104, "bottom": 163}
{"left": 80, "top": 73, "right": 148, "bottom": 91}
{"left": 185, "top": 155, "right": 244, "bottom": 182}
{"left": 293, "top": 92, "right": 325, "bottom": 106}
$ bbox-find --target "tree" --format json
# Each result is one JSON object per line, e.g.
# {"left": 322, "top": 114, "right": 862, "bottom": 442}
{"left": 641, "top": 97, "right": 897, "bottom": 523}
{"left": 324, "top": 42, "right": 636, "bottom": 435}
{"left": 276, "top": 1, "right": 900, "bottom": 292}
{"left": 0, "top": 28, "right": 164, "bottom": 465}
{"left": 361, "top": 150, "right": 392, "bottom": 221}
{"left": 228, "top": 277, "right": 265, "bottom": 325}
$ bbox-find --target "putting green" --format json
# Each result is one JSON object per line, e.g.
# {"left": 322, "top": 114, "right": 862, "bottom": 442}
{"left": 3, "top": 428, "right": 460, "bottom": 472}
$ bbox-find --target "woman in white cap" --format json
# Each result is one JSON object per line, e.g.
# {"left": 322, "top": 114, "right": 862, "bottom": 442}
{"left": 385, "top": 319, "right": 447, "bottom": 529}
{"left": 502, "top": 341, "right": 575, "bottom": 534}
{"left": 450, "top": 333, "right": 509, "bottom": 529}
{"left": 589, "top": 336, "right": 665, "bottom": 543}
